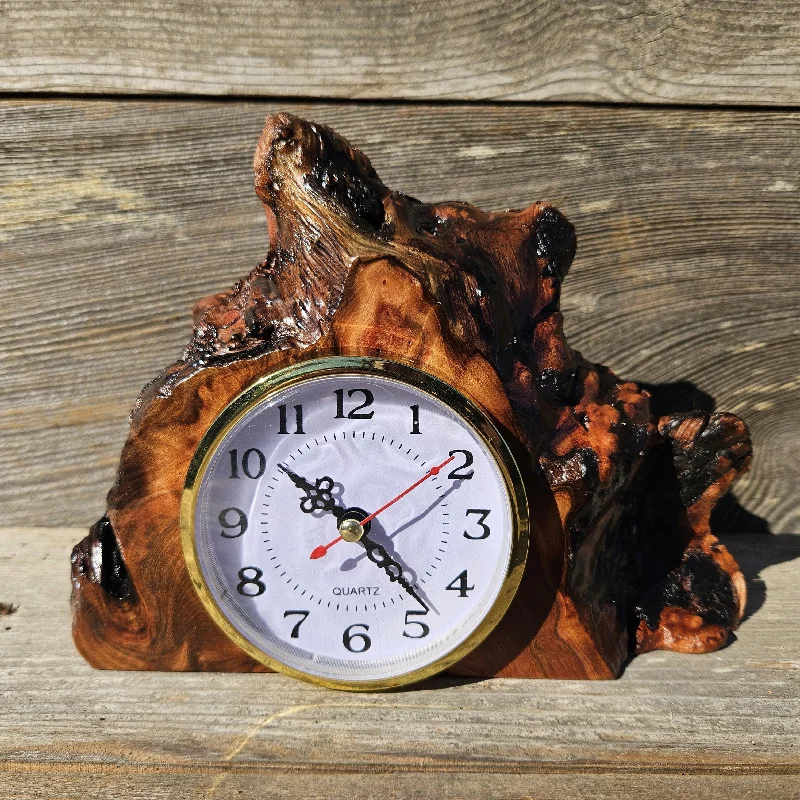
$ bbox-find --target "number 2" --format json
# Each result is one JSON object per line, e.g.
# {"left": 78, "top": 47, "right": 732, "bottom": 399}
{"left": 448, "top": 449, "right": 474, "bottom": 480}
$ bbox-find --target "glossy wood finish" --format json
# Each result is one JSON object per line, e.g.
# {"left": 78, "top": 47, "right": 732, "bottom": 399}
{"left": 3, "top": 0, "right": 798, "bottom": 792}
{"left": 71, "top": 115, "right": 751, "bottom": 679}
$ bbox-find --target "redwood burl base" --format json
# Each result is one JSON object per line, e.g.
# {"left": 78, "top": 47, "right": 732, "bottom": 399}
{"left": 71, "top": 114, "right": 752, "bottom": 679}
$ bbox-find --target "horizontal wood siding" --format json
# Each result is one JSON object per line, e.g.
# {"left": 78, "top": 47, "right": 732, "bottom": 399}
{"left": 2, "top": 2, "right": 798, "bottom": 795}
{"left": 1, "top": 99, "right": 798, "bottom": 531}
{"left": 1, "top": 1, "right": 800, "bottom": 105}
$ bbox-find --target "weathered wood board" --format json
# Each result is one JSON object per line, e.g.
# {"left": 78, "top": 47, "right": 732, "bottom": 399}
{"left": 1, "top": 528, "right": 798, "bottom": 799}
{"left": 1, "top": 100, "right": 798, "bottom": 532}
{"left": 3, "top": 1, "right": 798, "bottom": 795}
{"left": 2, "top": 1, "right": 800, "bottom": 106}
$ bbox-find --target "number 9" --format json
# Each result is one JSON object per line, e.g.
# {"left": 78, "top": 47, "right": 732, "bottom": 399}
{"left": 219, "top": 507, "right": 248, "bottom": 538}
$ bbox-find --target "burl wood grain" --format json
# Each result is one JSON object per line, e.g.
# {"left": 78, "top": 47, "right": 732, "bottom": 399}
{"left": 71, "top": 114, "right": 752, "bottom": 679}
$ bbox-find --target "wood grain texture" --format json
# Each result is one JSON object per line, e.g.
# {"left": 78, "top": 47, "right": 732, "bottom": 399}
{"left": 1, "top": 99, "right": 798, "bottom": 534}
{"left": 2, "top": 1, "right": 800, "bottom": 106}
{"left": 3, "top": 527, "right": 800, "bottom": 799}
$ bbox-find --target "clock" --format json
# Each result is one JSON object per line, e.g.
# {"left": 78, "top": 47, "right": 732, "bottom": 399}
{"left": 71, "top": 113, "right": 750, "bottom": 682}
{"left": 181, "top": 357, "right": 528, "bottom": 690}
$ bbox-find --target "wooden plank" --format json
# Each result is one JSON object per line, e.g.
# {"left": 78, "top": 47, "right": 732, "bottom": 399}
{"left": 1, "top": 99, "right": 799, "bottom": 532}
{"left": 0, "top": 528, "right": 798, "bottom": 799}
{"left": 1, "top": 1, "right": 800, "bottom": 106}
{"left": 4, "top": 776, "right": 800, "bottom": 800}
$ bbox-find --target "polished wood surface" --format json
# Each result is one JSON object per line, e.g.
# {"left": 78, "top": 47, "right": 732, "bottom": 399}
{"left": 2, "top": 0, "right": 798, "bottom": 793}
{"left": 70, "top": 114, "right": 750, "bottom": 679}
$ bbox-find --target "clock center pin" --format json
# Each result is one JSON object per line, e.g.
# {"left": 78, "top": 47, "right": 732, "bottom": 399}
{"left": 338, "top": 517, "right": 365, "bottom": 543}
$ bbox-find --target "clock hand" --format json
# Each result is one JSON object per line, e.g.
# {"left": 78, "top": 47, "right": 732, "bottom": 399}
{"left": 279, "top": 465, "right": 380, "bottom": 571}
{"left": 277, "top": 463, "right": 343, "bottom": 517}
{"left": 359, "top": 454, "right": 455, "bottom": 527}
{"left": 277, "top": 462, "right": 315, "bottom": 492}
{"left": 359, "top": 532, "right": 429, "bottom": 611}
{"left": 309, "top": 454, "right": 455, "bottom": 559}
{"left": 341, "top": 482, "right": 458, "bottom": 573}
{"left": 293, "top": 454, "right": 444, "bottom": 610}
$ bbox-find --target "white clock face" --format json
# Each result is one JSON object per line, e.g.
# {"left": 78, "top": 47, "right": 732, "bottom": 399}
{"left": 184, "top": 361, "right": 527, "bottom": 688}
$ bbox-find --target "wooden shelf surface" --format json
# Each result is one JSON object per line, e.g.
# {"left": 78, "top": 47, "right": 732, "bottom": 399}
{"left": 0, "top": 528, "right": 797, "bottom": 798}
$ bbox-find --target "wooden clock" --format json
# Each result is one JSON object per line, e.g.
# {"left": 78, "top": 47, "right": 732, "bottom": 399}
{"left": 71, "top": 113, "right": 752, "bottom": 689}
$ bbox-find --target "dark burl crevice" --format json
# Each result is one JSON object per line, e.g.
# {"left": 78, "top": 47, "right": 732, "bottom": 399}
{"left": 74, "top": 113, "right": 753, "bottom": 675}
{"left": 98, "top": 515, "right": 133, "bottom": 600}
{"left": 71, "top": 515, "right": 133, "bottom": 601}
{"left": 635, "top": 550, "right": 738, "bottom": 633}
{"left": 662, "top": 411, "right": 753, "bottom": 508}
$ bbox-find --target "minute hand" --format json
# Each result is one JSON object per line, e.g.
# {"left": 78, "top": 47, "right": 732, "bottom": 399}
{"left": 359, "top": 533, "right": 428, "bottom": 611}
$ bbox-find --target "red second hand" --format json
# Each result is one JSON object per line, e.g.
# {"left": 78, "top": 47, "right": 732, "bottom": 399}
{"left": 309, "top": 454, "right": 456, "bottom": 560}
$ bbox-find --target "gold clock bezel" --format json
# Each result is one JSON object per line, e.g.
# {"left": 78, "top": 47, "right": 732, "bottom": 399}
{"left": 181, "top": 356, "right": 529, "bottom": 691}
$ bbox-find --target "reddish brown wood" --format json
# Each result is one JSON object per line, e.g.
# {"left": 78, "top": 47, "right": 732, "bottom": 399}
{"left": 71, "top": 114, "right": 752, "bottom": 679}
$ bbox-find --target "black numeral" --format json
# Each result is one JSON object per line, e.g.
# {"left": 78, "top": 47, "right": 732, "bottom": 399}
{"left": 283, "top": 610, "right": 310, "bottom": 638}
{"left": 237, "top": 567, "right": 266, "bottom": 597}
{"left": 402, "top": 609, "right": 430, "bottom": 639}
{"left": 447, "top": 449, "right": 474, "bottom": 480}
{"left": 219, "top": 507, "right": 248, "bottom": 538}
{"left": 410, "top": 404, "right": 421, "bottom": 435}
{"left": 445, "top": 570, "right": 474, "bottom": 598}
{"left": 464, "top": 509, "right": 491, "bottom": 540}
{"left": 228, "top": 448, "right": 266, "bottom": 479}
{"left": 228, "top": 449, "right": 239, "bottom": 478}
{"left": 278, "top": 404, "right": 305, "bottom": 434}
{"left": 334, "top": 388, "right": 375, "bottom": 419}
{"left": 342, "top": 623, "right": 371, "bottom": 653}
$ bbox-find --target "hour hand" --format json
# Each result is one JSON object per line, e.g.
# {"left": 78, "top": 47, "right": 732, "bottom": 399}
{"left": 278, "top": 463, "right": 339, "bottom": 515}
